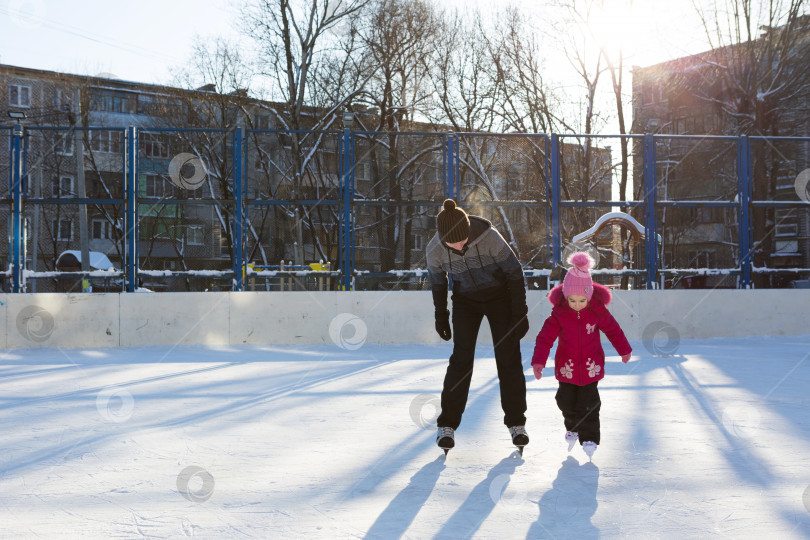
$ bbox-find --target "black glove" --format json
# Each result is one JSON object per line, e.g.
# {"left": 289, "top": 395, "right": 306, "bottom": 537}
{"left": 435, "top": 309, "right": 451, "bottom": 341}
{"left": 511, "top": 311, "right": 529, "bottom": 340}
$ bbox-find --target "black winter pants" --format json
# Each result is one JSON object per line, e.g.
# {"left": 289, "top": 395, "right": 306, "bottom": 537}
{"left": 437, "top": 295, "right": 527, "bottom": 430}
{"left": 555, "top": 381, "right": 601, "bottom": 445}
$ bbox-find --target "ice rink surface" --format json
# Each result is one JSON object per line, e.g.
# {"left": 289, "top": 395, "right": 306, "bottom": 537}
{"left": 1, "top": 335, "right": 809, "bottom": 539}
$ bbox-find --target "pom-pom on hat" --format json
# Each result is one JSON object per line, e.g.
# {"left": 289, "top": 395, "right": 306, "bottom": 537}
{"left": 562, "top": 251, "right": 595, "bottom": 301}
{"left": 437, "top": 199, "right": 470, "bottom": 243}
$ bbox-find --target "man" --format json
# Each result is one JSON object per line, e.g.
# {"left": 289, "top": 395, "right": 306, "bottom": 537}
{"left": 426, "top": 198, "right": 530, "bottom": 453}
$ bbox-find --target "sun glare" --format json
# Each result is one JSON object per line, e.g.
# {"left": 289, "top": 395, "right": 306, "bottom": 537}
{"left": 586, "top": 1, "right": 637, "bottom": 55}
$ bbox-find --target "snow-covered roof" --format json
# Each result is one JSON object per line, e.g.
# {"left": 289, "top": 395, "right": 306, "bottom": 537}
{"left": 56, "top": 250, "right": 116, "bottom": 271}
{"left": 572, "top": 211, "right": 662, "bottom": 244}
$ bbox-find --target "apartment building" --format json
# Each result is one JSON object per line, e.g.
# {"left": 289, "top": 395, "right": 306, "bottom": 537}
{"left": 631, "top": 21, "right": 810, "bottom": 288}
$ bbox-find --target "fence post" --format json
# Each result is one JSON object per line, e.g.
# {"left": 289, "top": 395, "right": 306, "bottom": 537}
{"left": 10, "top": 124, "right": 23, "bottom": 292}
{"left": 126, "top": 126, "right": 138, "bottom": 292}
{"left": 233, "top": 127, "right": 244, "bottom": 292}
{"left": 737, "top": 135, "right": 752, "bottom": 288}
{"left": 444, "top": 133, "right": 457, "bottom": 200}
{"left": 643, "top": 134, "right": 658, "bottom": 289}
{"left": 443, "top": 133, "right": 449, "bottom": 200}
{"left": 341, "top": 128, "right": 354, "bottom": 290}
{"left": 550, "top": 134, "right": 561, "bottom": 269}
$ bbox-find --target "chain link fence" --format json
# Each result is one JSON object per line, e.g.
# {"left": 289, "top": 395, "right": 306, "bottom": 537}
{"left": 2, "top": 127, "right": 809, "bottom": 292}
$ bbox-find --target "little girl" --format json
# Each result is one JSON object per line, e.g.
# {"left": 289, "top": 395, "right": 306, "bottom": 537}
{"left": 531, "top": 252, "right": 632, "bottom": 459}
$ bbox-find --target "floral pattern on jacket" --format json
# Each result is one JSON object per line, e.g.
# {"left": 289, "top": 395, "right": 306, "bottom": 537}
{"left": 531, "top": 282, "right": 632, "bottom": 386}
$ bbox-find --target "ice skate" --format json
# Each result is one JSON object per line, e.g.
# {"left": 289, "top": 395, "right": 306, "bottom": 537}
{"left": 582, "top": 441, "right": 597, "bottom": 460}
{"left": 437, "top": 426, "right": 455, "bottom": 455}
{"left": 565, "top": 431, "right": 578, "bottom": 452}
{"left": 508, "top": 425, "right": 529, "bottom": 455}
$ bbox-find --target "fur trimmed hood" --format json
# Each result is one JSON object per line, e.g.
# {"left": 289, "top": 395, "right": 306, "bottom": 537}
{"left": 547, "top": 282, "right": 612, "bottom": 307}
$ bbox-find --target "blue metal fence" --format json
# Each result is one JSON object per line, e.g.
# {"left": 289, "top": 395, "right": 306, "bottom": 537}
{"left": 3, "top": 127, "right": 810, "bottom": 292}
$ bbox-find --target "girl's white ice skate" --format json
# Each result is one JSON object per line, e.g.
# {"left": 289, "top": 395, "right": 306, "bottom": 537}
{"left": 565, "top": 431, "right": 578, "bottom": 452}
{"left": 582, "top": 441, "right": 598, "bottom": 460}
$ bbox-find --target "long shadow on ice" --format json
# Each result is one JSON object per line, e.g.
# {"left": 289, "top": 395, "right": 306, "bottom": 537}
{"left": 432, "top": 452, "right": 524, "bottom": 540}
{"left": 528, "top": 456, "right": 599, "bottom": 540}
{"left": 0, "top": 351, "right": 406, "bottom": 478}
{"left": 665, "top": 360, "right": 775, "bottom": 487}
{"left": 364, "top": 455, "right": 446, "bottom": 540}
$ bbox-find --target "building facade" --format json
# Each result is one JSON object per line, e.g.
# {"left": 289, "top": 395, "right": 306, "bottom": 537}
{"left": 631, "top": 21, "right": 810, "bottom": 288}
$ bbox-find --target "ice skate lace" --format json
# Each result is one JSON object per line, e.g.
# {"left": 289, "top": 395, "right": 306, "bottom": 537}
{"left": 509, "top": 426, "right": 527, "bottom": 436}
{"left": 438, "top": 427, "right": 454, "bottom": 439}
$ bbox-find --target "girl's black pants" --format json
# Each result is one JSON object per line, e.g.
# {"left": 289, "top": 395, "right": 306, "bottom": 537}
{"left": 555, "top": 380, "right": 601, "bottom": 445}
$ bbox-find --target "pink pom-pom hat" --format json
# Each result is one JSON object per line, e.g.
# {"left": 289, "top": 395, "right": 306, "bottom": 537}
{"left": 562, "top": 251, "right": 595, "bottom": 301}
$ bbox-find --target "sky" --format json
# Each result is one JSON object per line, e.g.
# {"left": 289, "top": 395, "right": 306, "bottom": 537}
{"left": 0, "top": 0, "right": 243, "bottom": 84}
{"left": 0, "top": 0, "right": 712, "bottom": 87}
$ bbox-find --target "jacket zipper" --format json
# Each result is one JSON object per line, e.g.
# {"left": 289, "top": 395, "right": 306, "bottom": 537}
{"left": 577, "top": 308, "right": 582, "bottom": 381}
{"left": 449, "top": 245, "right": 480, "bottom": 290}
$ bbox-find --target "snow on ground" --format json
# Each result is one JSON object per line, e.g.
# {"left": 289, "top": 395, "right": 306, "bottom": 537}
{"left": 0, "top": 336, "right": 809, "bottom": 539}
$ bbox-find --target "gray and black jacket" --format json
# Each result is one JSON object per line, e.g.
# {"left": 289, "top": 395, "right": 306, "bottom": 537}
{"left": 426, "top": 216, "right": 527, "bottom": 316}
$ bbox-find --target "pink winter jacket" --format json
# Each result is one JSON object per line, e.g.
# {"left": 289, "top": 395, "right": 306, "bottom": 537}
{"left": 531, "top": 282, "right": 632, "bottom": 386}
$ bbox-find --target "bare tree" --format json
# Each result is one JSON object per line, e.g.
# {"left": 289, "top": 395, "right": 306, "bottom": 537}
{"left": 350, "top": 0, "right": 443, "bottom": 275}
{"left": 240, "top": 0, "right": 370, "bottom": 276}
{"left": 241, "top": 0, "right": 370, "bottom": 130}
{"left": 427, "top": 11, "right": 501, "bottom": 132}
{"left": 551, "top": 0, "right": 615, "bottom": 254}
{"left": 487, "top": 6, "right": 558, "bottom": 135}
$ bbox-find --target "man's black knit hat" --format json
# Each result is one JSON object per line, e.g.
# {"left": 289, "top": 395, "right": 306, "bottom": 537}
{"left": 437, "top": 199, "right": 470, "bottom": 243}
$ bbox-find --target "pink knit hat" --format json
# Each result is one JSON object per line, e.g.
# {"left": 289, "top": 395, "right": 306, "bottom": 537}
{"left": 562, "top": 252, "right": 595, "bottom": 301}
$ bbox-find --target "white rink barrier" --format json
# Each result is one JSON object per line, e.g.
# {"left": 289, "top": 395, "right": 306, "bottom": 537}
{"left": 2, "top": 289, "right": 809, "bottom": 349}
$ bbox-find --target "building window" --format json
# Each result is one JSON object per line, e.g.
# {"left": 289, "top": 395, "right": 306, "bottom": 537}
{"left": 689, "top": 207, "right": 719, "bottom": 223}
{"left": 186, "top": 225, "right": 204, "bottom": 245}
{"left": 356, "top": 162, "right": 370, "bottom": 181}
{"left": 774, "top": 240, "right": 799, "bottom": 254}
{"left": 411, "top": 233, "right": 424, "bottom": 250}
{"left": 703, "top": 112, "right": 718, "bottom": 133}
{"left": 687, "top": 249, "right": 715, "bottom": 268}
{"left": 140, "top": 133, "right": 170, "bottom": 158}
{"left": 92, "top": 219, "right": 113, "bottom": 240}
{"left": 136, "top": 94, "right": 155, "bottom": 114}
{"left": 641, "top": 81, "right": 662, "bottom": 106}
{"left": 51, "top": 176, "right": 74, "bottom": 198}
{"left": 54, "top": 133, "right": 74, "bottom": 156}
{"left": 90, "top": 130, "right": 124, "bottom": 153}
{"left": 254, "top": 113, "right": 271, "bottom": 130}
{"left": 774, "top": 208, "right": 798, "bottom": 237}
{"left": 53, "top": 88, "right": 72, "bottom": 112}
{"left": 89, "top": 88, "right": 137, "bottom": 113}
{"left": 9, "top": 85, "right": 31, "bottom": 108}
{"left": 144, "top": 174, "right": 174, "bottom": 198}
{"left": 53, "top": 219, "right": 73, "bottom": 241}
